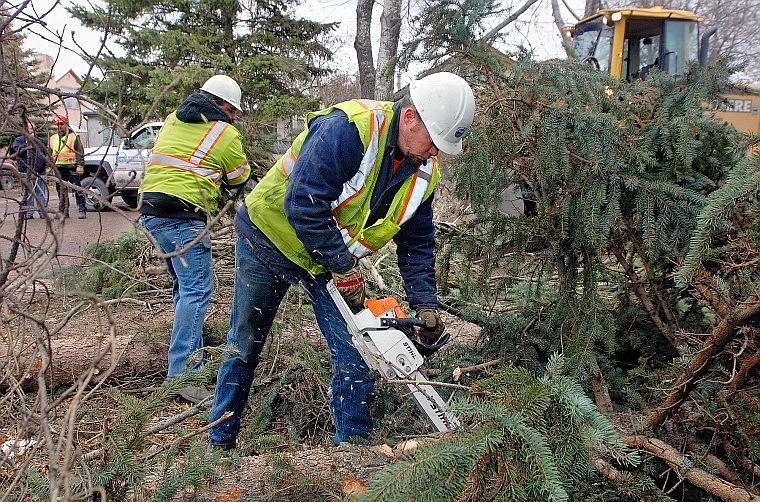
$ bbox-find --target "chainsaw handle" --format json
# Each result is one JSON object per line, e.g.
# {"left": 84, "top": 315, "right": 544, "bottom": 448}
{"left": 379, "top": 317, "right": 427, "bottom": 328}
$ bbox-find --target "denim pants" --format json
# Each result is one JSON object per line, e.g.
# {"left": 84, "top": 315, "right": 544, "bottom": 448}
{"left": 20, "top": 172, "right": 47, "bottom": 217}
{"left": 141, "top": 216, "right": 213, "bottom": 378}
{"left": 208, "top": 236, "right": 374, "bottom": 447}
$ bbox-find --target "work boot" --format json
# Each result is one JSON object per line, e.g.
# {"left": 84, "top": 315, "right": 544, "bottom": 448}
{"left": 207, "top": 441, "right": 235, "bottom": 453}
{"left": 78, "top": 209, "right": 87, "bottom": 219}
{"left": 178, "top": 385, "right": 211, "bottom": 404}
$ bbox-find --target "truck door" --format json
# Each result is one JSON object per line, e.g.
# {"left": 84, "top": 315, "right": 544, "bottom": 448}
{"left": 114, "top": 125, "right": 160, "bottom": 186}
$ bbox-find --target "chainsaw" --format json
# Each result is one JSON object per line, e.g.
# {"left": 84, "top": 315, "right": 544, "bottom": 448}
{"left": 327, "top": 280, "right": 459, "bottom": 432}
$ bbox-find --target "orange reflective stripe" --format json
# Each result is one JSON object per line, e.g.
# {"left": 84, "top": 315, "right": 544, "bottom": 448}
{"left": 279, "top": 148, "right": 297, "bottom": 176}
{"left": 331, "top": 101, "right": 387, "bottom": 210}
{"left": 397, "top": 164, "right": 432, "bottom": 226}
{"left": 225, "top": 160, "right": 250, "bottom": 183}
{"left": 190, "top": 121, "right": 228, "bottom": 165}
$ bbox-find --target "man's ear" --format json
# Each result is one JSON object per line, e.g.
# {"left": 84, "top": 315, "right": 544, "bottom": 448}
{"left": 401, "top": 106, "right": 418, "bottom": 124}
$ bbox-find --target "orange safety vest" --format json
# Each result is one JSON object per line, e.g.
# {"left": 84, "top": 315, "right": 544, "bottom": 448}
{"left": 49, "top": 132, "right": 78, "bottom": 165}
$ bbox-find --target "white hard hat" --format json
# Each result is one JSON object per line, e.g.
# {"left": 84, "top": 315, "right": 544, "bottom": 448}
{"left": 409, "top": 72, "right": 475, "bottom": 155}
{"left": 201, "top": 74, "right": 243, "bottom": 111}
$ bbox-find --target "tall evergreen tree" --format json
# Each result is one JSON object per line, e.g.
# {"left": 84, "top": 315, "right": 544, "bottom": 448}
{"left": 69, "top": 0, "right": 335, "bottom": 164}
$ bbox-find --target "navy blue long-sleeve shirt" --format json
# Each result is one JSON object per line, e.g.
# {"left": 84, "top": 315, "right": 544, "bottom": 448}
{"left": 236, "top": 102, "right": 439, "bottom": 310}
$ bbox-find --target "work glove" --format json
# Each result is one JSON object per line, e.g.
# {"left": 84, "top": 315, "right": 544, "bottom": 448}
{"left": 332, "top": 264, "right": 365, "bottom": 311}
{"left": 416, "top": 308, "right": 445, "bottom": 345}
{"left": 75, "top": 165, "right": 84, "bottom": 176}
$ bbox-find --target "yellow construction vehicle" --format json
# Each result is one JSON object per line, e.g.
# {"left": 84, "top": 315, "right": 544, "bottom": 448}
{"left": 565, "top": 6, "right": 759, "bottom": 134}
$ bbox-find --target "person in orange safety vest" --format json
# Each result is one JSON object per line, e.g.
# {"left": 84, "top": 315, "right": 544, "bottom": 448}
{"left": 49, "top": 115, "right": 87, "bottom": 219}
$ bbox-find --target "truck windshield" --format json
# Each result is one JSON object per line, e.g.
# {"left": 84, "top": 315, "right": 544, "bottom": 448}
{"left": 572, "top": 18, "right": 614, "bottom": 73}
{"left": 131, "top": 126, "right": 160, "bottom": 149}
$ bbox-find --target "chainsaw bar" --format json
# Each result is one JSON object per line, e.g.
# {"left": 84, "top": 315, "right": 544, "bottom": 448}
{"left": 328, "top": 280, "right": 459, "bottom": 432}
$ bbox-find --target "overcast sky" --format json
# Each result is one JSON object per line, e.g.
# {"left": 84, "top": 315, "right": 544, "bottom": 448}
{"left": 21, "top": 0, "right": 584, "bottom": 83}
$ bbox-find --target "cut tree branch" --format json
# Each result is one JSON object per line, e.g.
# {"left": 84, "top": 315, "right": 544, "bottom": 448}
{"left": 647, "top": 290, "right": 760, "bottom": 428}
{"left": 623, "top": 435, "right": 760, "bottom": 502}
{"left": 610, "top": 243, "right": 677, "bottom": 346}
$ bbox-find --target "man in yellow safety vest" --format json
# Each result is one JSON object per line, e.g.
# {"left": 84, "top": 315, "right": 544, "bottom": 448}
{"left": 139, "top": 74, "right": 251, "bottom": 404}
{"left": 49, "top": 115, "right": 86, "bottom": 219}
{"left": 208, "top": 72, "right": 476, "bottom": 450}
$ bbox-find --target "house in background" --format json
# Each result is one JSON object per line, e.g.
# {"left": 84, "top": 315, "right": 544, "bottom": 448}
{"left": 34, "top": 53, "right": 97, "bottom": 147}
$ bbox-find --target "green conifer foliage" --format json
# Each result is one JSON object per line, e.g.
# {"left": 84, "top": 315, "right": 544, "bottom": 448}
{"left": 677, "top": 148, "right": 760, "bottom": 286}
{"left": 440, "top": 54, "right": 742, "bottom": 365}
{"left": 358, "top": 354, "right": 639, "bottom": 501}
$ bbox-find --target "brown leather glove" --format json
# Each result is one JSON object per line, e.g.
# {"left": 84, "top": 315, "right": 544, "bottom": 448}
{"left": 417, "top": 308, "right": 444, "bottom": 344}
{"left": 75, "top": 165, "right": 84, "bottom": 176}
{"left": 332, "top": 264, "right": 365, "bottom": 310}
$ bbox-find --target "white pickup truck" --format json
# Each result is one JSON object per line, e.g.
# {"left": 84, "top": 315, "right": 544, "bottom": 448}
{"left": 82, "top": 121, "right": 164, "bottom": 210}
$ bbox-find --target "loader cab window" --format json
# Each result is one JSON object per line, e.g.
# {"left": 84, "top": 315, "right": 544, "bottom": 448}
{"left": 622, "top": 19, "right": 699, "bottom": 80}
{"left": 622, "top": 19, "right": 661, "bottom": 81}
{"left": 661, "top": 20, "right": 699, "bottom": 76}
{"left": 572, "top": 18, "right": 614, "bottom": 73}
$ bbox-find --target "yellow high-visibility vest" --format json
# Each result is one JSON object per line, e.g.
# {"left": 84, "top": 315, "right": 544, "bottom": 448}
{"left": 139, "top": 112, "right": 250, "bottom": 215}
{"left": 247, "top": 99, "right": 439, "bottom": 274}
{"left": 49, "top": 132, "right": 78, "bottom": 165}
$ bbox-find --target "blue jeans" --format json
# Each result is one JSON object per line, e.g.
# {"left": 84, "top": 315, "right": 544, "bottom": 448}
{"left": 20, "top": 172, "right": 47, "bottom": 217}
{"left": 141, "top": 216, "right": 213, "bottom": 378}
{"left": 208, "top": 236, "right": 374, "bottom": 447}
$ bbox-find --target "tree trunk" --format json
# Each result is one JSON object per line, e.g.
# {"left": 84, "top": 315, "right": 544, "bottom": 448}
{"left": 374, "top": 0, "right": 402, "bottom": 100}
{"left": 583, "top": 0, "right": 601, "bottom": 18}
{"left": 354, "top": 0, "right": 376, "bottom": 99}
{"left": 551, "top": 0, "right": 572, "bottom": 55}
{"left": 1, "top": 333, "right": 168, "bottom": 390}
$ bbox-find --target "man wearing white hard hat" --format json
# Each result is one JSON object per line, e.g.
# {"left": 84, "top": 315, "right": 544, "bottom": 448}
{"left": 139, "top": 74, "right": 251, "bottom": 404}
{"left": 209, "top": 71, "right": 475, "bottom": 450}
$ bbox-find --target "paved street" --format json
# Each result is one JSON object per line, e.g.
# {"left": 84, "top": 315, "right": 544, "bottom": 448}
{"left": 0, "top": 183, "right": 140, "bottom": 267}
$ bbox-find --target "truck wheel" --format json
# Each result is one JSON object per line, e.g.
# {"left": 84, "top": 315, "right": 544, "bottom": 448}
{"left": 81, "top": 177, "right": 110, "bottom": 212}
{"left": 121, "top": 191, "right": 139, "bottom": 209}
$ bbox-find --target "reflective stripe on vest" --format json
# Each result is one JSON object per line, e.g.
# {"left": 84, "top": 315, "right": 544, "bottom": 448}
{"left": 49, "top": 133, "right": 77, "bottom": 164}
{"left": 331, "top": 100, "right": 387, "bottom": 212}
{"left": 147, "top": 121, "right": 233, "bottom": 184}
{"left": 148, "top": 153, "right": 223, "bottom": 183}
{"left": 340, "top": 161, "right": 434, "bottom": 259}
{"left": 225, "top": 161, "right": 250, "bottom": 183}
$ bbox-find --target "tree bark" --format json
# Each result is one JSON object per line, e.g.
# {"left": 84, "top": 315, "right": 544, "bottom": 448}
{"left": 374, "top": 0, "right": 402, "bottom": 100}
{"left": 646, "top": 290, "right": 760, "bottom": 428}
{"left": 1, "top": 332, "right": 168, "bottom": 391}
{"left": 354, "top": 0, "right": 376, "bottom": 99}
{"left": 585, "top": 354, "right": 613, "bottom": 418}
{"left": 732, "top": 347, "right": 760, "bottom": 392}
{"left": 583, "top": 0, "right": 601, "bottom": 18}
{"left": 622, "top": 435, "right": 760, "bottom": 502}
